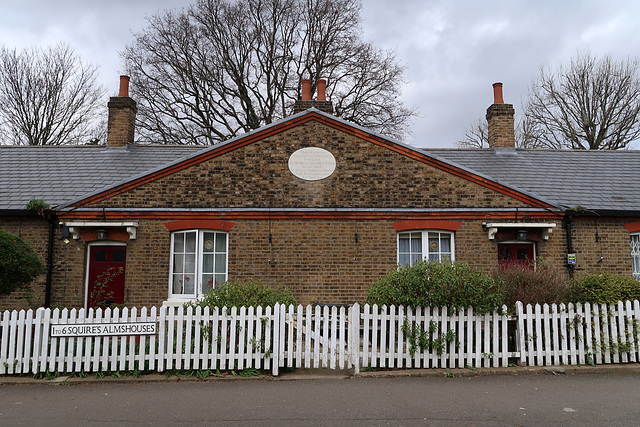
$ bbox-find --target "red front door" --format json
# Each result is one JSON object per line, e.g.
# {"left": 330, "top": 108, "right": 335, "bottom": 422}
{"left": 498, "top": 243, "right": 535, "bottom": 269}
{"left": 87, "top": 245, "right": 126, "bottom": 308}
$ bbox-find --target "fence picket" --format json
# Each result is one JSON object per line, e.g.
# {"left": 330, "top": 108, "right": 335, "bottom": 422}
{"left": 454, "top": 309, "right": 462, "bottom": 368}
{"left": 338, "top": 306, "right": 346, "bottom": 370}
{"left": 138, "top": 307, "right": 149, "bottom": 371}
{"left": 416, "top": 306, "right": 425, "bottom": 368}
{"left": 501, "top": 306, "right": 509, "bottom": 367}
{"left": 618, "top": 301, "right": 628, "bottom": 363}
{"left": 304, "top": 305, "right": 312, "bottom": 368}
{"left": 350, "top": 303, "right": 360, "bottom": 373}
{"left": 549, "top": 304, "right": 559, "bottom": 365}
{"left": 541, "top": 304, "right": 550, "bottom": 366}
{"left": 625, "top": 301, "right": 636, "bottom": 363}
{"left": 245, "top": 306, "right": 254, "bottom": 369}
{"left": 321, "top": 305, "right": 329, "bottom": 368}
{"left": 609, "top": 304, "right": 619, "bottom": 364}
{"left": 593, "top": 304, "right": 603, "bottom": 364}
{"left": 264, "top": 306, "right": 272, "bottom": 372}
{"left": 286, "top": 305, "right": 294, "bottom": 369}
{"left": 567, "top": 304, "right": 577, "bottom": 365}
{"left": 118, "top": 307, "right": 128, "bottom": 370}
{"left": 575, "top": 304, "right": 585, "bottom": 365}
{"left": 634, "top": 301, "right": 640, "bottom": 361}
{"left": 396, "top": 305, "right": 404, "bottom": 369}
{"left": 583, "top": 303, "right": 593, "bottom": 365}
{"left": 30, "top": 308, "right": 43, "bottom": 373}
{"left": 370, "top": 304, "right": 378, "bottom": 368}
{"left": 191, "top": 306, "right": 201, "bottom": 370}
{"left": 157, "top": 306, "right": 167, "bottom": 372}
{"left": 237, "top": 306, "right": 245, "bottom": 371}
{"left": 362, "top": 304, "right": 370, "bottom": 369}
{"left": 491, "top": 308, "right": 499, "bottom": 368}
{"left": 378, "top": 305, "right": 387, "bottom": 369}
{"left": 6, "top": 310, "right": 18, "bottom": 374}
{"left": 209, "top": 307, "right": 219, "bottom": 370}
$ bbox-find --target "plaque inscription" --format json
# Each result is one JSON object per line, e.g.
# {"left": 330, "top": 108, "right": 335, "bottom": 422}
{"left": 288, "top": 147, "right": 336, "bottom": 181}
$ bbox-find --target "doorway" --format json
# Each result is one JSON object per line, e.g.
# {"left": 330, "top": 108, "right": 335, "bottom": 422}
{"left": 86, "top": 245, "right": 126, "bottom": 309}
{"left": 498, "top": 243, "right": 535, "bottom": 269}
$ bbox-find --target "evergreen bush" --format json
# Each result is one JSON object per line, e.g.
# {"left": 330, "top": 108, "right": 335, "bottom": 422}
{"left": 191, "top": 279, "right": 297, "bottom": 310}
{"left": 568, "top": 272, "right": 640, "bottom": 305}
{"left": 0, "top": 230, "right": 46, "bottom": 296}
{"left": 366, "top": 260, "right": 504, "bottom": 314}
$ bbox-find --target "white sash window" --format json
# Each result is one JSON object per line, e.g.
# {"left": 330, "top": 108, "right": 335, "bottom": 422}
{"left": 170, "top": 230, "right": 228, "bottom": 298}
{"left": 398, "top": 231, "right": 454, "bottom": 266}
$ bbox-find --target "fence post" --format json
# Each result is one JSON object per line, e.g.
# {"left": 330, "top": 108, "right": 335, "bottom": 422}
{"left": 351, "top": 303, "right": 360, "bottom": 374}
{"left": 272, "top": 303, "right": 280, "bottom": 377}
{"left": 516, "top": 302, "right": 526, "bottom": 366}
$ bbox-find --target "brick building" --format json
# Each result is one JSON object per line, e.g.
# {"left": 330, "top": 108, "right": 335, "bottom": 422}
{"left": 1, "top": 78, "right": 639, "bottom": 310}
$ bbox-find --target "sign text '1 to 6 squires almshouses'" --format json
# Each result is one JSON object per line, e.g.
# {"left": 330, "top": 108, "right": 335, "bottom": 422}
{"left": 50, "top": 322, "right": 157, "bottom": 337}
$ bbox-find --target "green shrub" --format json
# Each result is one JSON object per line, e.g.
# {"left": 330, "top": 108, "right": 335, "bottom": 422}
{"left": 191, "top": 280, "right": 297, "bottom": 310}
{"left": 366, "top": 260, "right": 504, "bottom": 314}
{"left": 568, "top": 272, "right": 640, "bottom": 305}
{"left": 0, "top": 230, "right": 46, "bottom": 296}
{"left": 493, "top": 260, "right": 570, "bottom": 308}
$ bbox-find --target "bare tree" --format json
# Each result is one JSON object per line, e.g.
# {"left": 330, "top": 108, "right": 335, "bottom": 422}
{"left": 524, "top": 51, "right": 640, "bottom": 150}
{"left": 457, "top": 117, "right": 488, "bottom": 148}
{"left": 0, "top": 44, "right": 105, "bottom": 145}
{"left": 122, "top": 0, "right": 416, "bottom": 145}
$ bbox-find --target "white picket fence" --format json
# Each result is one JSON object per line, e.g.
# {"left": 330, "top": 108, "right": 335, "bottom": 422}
{"left": 1, "top": 301, "right": 639, "bottom": 376}
{"left": 516, "top": 300, "right": 640, "bottom": 366}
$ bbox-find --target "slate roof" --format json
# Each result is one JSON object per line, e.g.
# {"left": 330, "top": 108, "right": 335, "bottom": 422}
{"left": 2, "top": 116, "right": 639, "bottom": 214}
{"left": 0, "top": 144, "right": 204, "bottom": 209}
{"left": 422, "top": 148, "right": 640, "bottom": 212}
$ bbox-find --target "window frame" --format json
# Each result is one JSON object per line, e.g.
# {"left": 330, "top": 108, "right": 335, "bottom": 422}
{"left": 397, "top": 230, "right": 455, "bottom": 266}
{"left": 168, "top": 229, "right": 229, "bottom": 300}
{"left": 632, "top": 232, "right": 640, "bottom": 281}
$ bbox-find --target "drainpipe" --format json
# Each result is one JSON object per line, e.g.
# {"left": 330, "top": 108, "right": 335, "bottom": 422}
{"left": 564, "top": 212, "right": 575, "bottom": 278}
{"left": 44, "top": 210, "right": 57, "bottom": 308}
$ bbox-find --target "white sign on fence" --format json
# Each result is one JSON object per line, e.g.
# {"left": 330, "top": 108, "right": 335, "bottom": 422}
{"left": 51, "top": 322, "right": 157, "bottom": 337}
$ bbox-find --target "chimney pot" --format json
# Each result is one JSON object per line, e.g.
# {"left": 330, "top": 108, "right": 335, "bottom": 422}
{"left": 301, "top": 79, "right": 311, "bottom": 101}
{"left": 317, "top": 79, "right": 326, "bottom": 101}
{"left": 119, "top": 75, "right": 130, "bottom": 97}
{"left": 492, "top": 82, "right": 504, "bottom": 104}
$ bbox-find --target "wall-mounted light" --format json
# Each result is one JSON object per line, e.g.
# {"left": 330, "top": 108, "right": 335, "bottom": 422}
{"left": 516, "top": 230, "right": 528, "bottom": 241}
{"left": 96, "top": 229, "right": 107, "bottom": 241}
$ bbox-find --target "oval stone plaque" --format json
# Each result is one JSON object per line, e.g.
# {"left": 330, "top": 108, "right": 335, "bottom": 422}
{"left": 288, "top": 147, "right": 336, "bottom": 181}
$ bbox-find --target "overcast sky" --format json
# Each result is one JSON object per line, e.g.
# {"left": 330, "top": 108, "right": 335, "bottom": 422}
{"left": 2, "top": 0, "right": 639, "bottom": 148}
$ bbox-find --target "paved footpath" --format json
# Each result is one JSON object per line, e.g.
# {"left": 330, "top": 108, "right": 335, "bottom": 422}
{"left": 1, "top": 365, "right": 639, "bottom": 426}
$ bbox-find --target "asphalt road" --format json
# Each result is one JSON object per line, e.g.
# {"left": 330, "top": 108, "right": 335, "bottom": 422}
{"left": 1, "top": 374, "right": 639, "bottom": 426}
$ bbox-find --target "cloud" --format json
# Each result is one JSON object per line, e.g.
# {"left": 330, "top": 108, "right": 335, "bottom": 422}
{"left": 2, "top": 0, "right": 640, "bottom": 147}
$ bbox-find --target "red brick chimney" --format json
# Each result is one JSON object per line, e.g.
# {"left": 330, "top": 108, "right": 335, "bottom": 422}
{"left": 486, "top": 82, "right": 515, "bottom": 148}
{"left": 106, "top": 75, "right": 137, "bottom": 148}
{"left": 293, "top": 78, "right": 333, "bottom": 114}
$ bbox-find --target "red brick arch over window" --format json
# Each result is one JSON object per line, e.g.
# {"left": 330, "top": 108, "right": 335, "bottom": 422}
{"left": 624, "top": 222, "right": 640, "bottom": 233}
{"left": 164, "top": 220, "right": 235, "bottom": 232}
{"left": 392, "top": 220, "right": 462, "bottom": 232}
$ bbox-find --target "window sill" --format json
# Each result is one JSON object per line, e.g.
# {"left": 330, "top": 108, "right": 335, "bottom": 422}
{"left": 162, "top": 298, "right": 196, "bottom": 307}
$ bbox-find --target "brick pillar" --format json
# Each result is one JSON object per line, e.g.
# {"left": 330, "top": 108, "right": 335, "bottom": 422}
{"left": 486, "top": 82, "right": 515, "bottom": 148}
{"left": 107, "top": 76, "right": 137, "bottom": 148}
